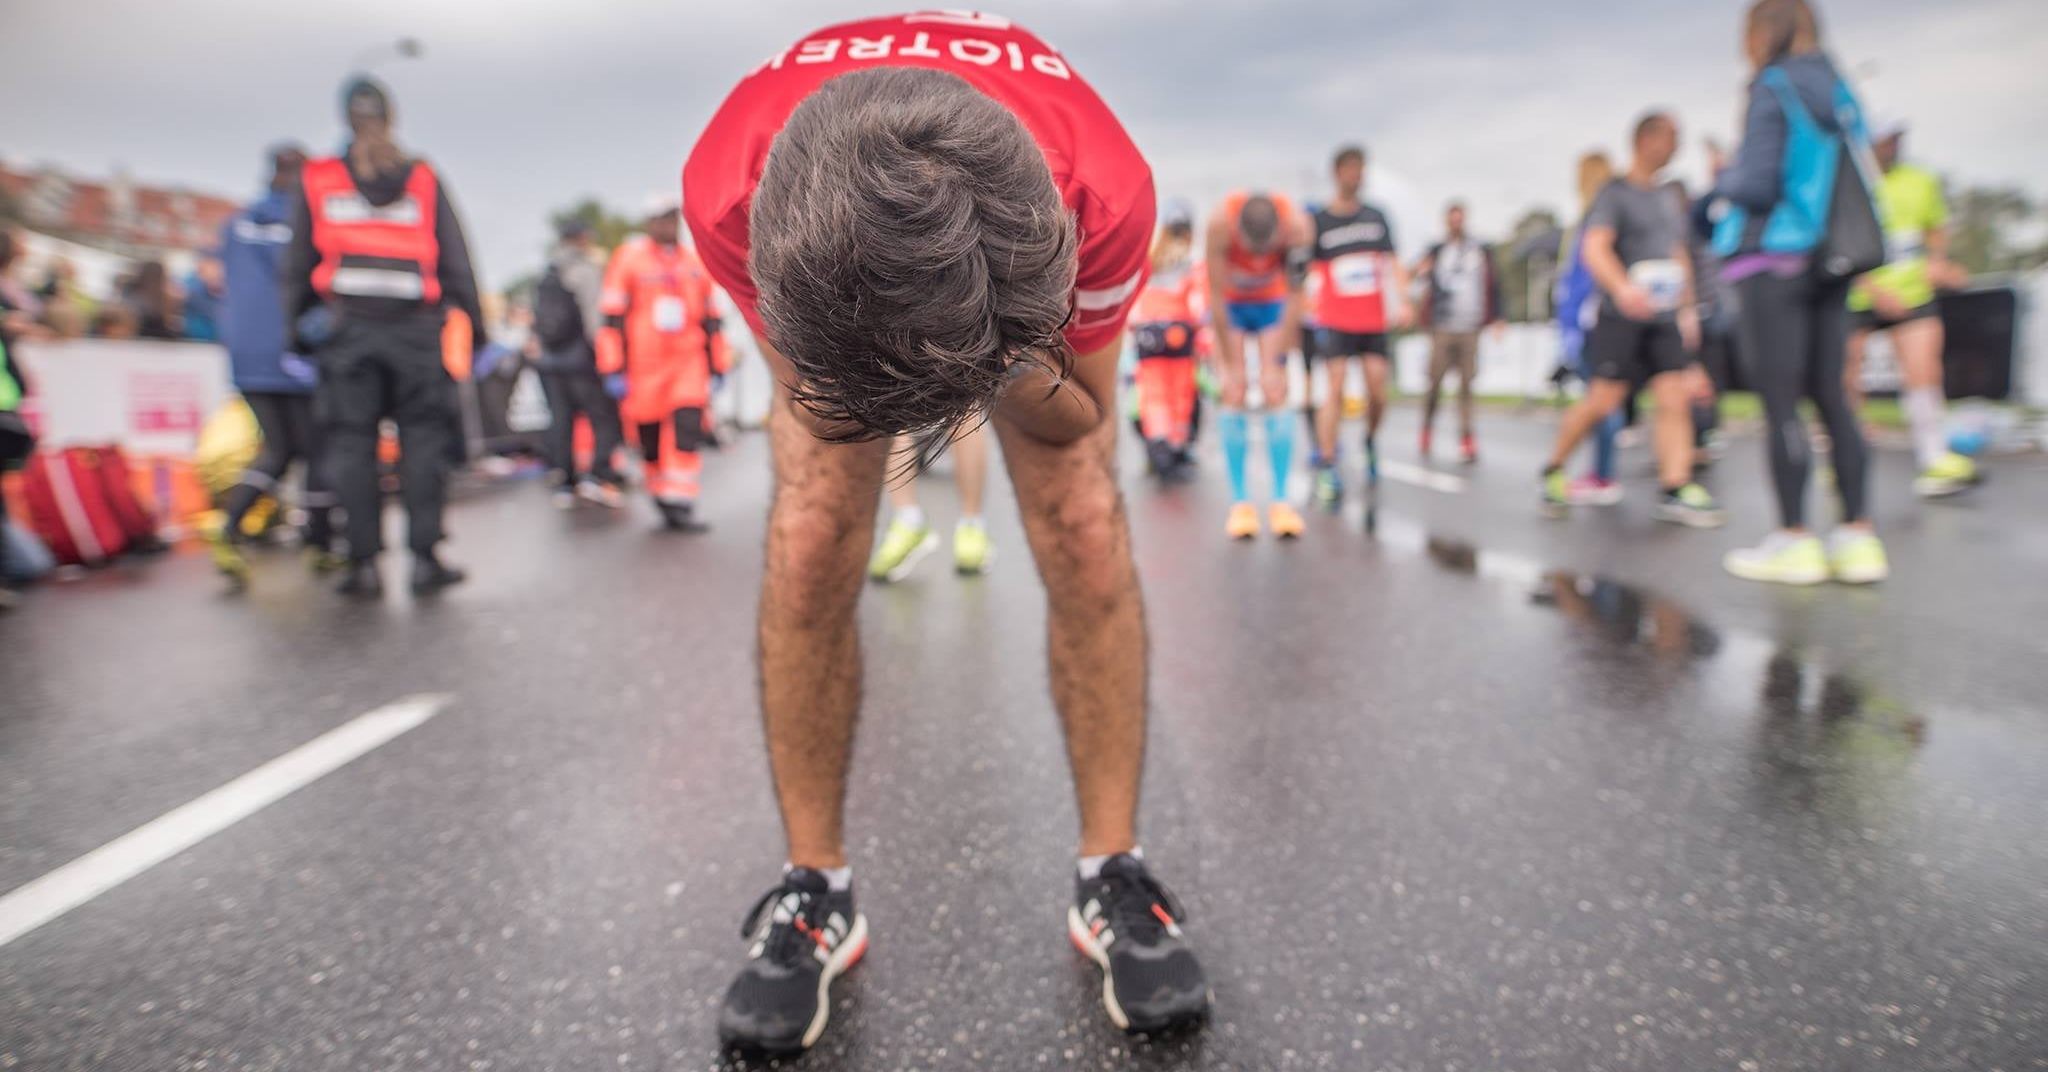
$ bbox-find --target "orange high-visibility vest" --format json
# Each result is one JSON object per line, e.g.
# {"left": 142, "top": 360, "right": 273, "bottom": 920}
{"left": 302, "top": 157, "right": 442, "bottom": 304}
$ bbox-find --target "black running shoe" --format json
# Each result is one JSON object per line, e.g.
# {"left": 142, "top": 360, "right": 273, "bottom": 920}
{"left": 1068, "top": 854, "right": 1211, "bottom": 1033}
{"left": 718, "top": 868, "right": 868, "bottom": 1055}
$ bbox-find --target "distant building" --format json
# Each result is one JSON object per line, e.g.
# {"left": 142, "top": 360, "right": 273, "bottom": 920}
{"left": 0, "top": 160, "right": 238, "bottom": 262}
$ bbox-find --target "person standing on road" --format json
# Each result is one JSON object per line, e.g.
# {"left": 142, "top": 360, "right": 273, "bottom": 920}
{"left": 1206, "top": 189, "right": 1313, "bottom": 539}
{"left": 1538, "top": 112, "right": 1725, "bottom": 528}
{"left": 1844, "top": 119, "right": 1980, "bottom": 498}
{"left": 683, "top": 12, "right": 1208, "bottom": 1052}
{"left": 1305, "top": 145, "right": 1408, "bottom": 505}
{"left": 596, "top": 197, "right": 728, "bottom": 532}
{"left": 284, "top": 77, "right": 487, "bottom": 598}
{"left": 533, "top": 218, "right": 626, "bottom": 509}
{"left": 1557, "top": 151, "right": 1628, "bottom": 506}
{"left": 1709, "top": 0, "right": 1887, "bottom": 585}
{"left": 1410, "top": 200, "right": 1503, "bottom": 465}
{"left": 208, "top": 143, "right": 342, "bottom": 586}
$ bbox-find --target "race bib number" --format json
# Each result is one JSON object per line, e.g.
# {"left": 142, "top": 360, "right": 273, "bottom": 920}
{"left": 1628, "top": 259, "right": 1684, "bottom": 313}
{"left": 652, "top": 295, "right": 687, "bottom": 334}
{"left": 1330, "top": 253, "right": 1381, "bottom": 297}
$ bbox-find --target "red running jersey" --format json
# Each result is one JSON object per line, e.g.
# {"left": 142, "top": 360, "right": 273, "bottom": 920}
{"left": 1309, "top": 203, "right": 1398, "bottom": 333}
{"left": 682, "top": 11, "right": 1156, "bottom": 357}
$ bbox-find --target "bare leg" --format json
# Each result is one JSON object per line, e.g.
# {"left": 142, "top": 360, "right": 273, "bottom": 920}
{"left": 1649, "top": 371, "right": 1696, "bottom": 487}
{"left": 953, "top": 422, "right": 988, "bottom": 518}
{"left": 1362, "top": 355, "right": 1391, "bottom": 443}
{"left": 1893, "top": 316, "right": 1946, "bottom": 392}
{"left": 1317, "top": 359, "right": 1347, "bottom": 461}
{"left": 994, "top": 338, "right": 1145, "bottom": 855}
{"left": 759, "top": 403, "right": 889, "bottom": 869}
{"left": 995, "top": 410, "right": 1145, "bottom": 855}
{"left": 1545, "top": 378, "right": 1631, "bottom": 468}
{"left": 885, "top": 433, "right": 919, "bottom": 515}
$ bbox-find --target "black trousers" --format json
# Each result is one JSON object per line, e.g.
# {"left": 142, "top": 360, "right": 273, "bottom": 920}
{"left": 222, "top": 391, "right": 335, "bottom": 548}
{"left": 319, "top": 312, "right": 454, "bottom": 559}
{"left": 1734, "top": 271, "right": 1867, "bottom": 528}
{"left": 540, "top": 366, "right": 624, "bottom": 484}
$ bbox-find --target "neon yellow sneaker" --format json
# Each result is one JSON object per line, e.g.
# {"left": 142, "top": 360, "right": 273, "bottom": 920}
{"left": 1723, "top": 531, "right": 1828, "bottom": 586}
{"left": 1540, "top": 469, "right": 1570, "bottom": 518}
{"left": 203, "top": 517, "right": 252, "bottom": 587}
{"left": 1913, "top": 452, "right": 1980, "bottom": 498}
{"left": 953, "top": 521, "right": 991, "bottom": 575}
{"left": 868, "top": 518, "right": 937, "bottom": 582}
{"left": 1826, "top": 529, "right": 1889, "bottom": 584}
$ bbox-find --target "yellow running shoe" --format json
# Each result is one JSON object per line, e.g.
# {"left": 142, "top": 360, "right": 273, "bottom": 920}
{"left": 1827, "top": 529, "right": 1889, "bottom": 584}
{"left": 1723, "top": 531, "right": 1828, "bottom": 586}
{"left": 1268, "top": 502, "right": 1305, "bottom": 539}
{"left": 1225, "top": 502, "right": 1260, "bottom": 541}
{"left": 868, "top": 517, "right": 937, "bottom": 582}
{"left": 204, "top": 520, "right": 252, "bottom": 587}
{"left": 1913, "top": 452, "right": 1980, "bottom": 498}
{"left": 953, "top": 521, "right": 991, "bottom": 576}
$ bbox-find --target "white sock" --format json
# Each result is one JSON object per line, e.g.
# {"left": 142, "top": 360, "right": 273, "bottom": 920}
{"left": 1903, "top": 386, "right": 1948, "bottom": 468}
{"left": 785, "top": 862, "right": 854, "bottom": 892}
{"left": 894, "top": 505, "right": 926, "bottom": 530}
{"left": 1077, "top": 845, "right": 1141, "bottom": 880}
{"left": 956, "top": 515, "right": 984, "bottom": 532}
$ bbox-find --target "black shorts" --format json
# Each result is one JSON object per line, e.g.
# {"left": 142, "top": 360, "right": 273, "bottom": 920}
{"left": 1849, "top": 303, "right": 1938, "bottom": 334}
{"left": 1585, "top": 314, "right": 1689, "bottom": 384}
{"left": 1313, "top": 328, "right": 1389, "bottom": 361}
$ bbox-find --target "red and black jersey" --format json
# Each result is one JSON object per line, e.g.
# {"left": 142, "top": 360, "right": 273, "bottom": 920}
{"left": 1309, "top": 203, "right": 1397, "bottom": 333}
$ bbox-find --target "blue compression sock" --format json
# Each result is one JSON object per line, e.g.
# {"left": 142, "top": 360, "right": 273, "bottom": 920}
{"left": 1592, "top": 410, "right": 1621, "bottom": 481}
{"left": 1265, "top": 411, "right": 1296, "bottom": 500}
{"left": 1219, "top": 409, "right": 1251, "bottom": 502}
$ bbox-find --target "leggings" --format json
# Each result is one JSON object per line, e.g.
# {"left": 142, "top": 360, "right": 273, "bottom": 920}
{"left": 224, "top": 391, "right": 335, "bottom": 547}
{"left": 1733, "top": 271, "right": 1866, "bottom": 528}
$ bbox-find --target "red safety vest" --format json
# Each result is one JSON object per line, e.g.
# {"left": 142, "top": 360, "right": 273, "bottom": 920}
{"left": 302, "top": 157, "right": 442, "bottom": 304}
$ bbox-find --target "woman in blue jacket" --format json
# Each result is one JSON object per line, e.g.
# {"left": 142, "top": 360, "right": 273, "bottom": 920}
{"left": 208, "top": 144, "right": 341, "bottom": 586}
{"left": 1710, "top": 0, "right": 1886, "bottom": 586}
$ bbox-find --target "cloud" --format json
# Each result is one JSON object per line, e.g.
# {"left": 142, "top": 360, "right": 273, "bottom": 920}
{"left": 3, "top": 0, "right": 2044, "bottom": 284}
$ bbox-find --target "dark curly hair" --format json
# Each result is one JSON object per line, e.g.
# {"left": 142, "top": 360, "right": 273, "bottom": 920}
{"left": 749, "top": 67, "right": 1079, "bottom": 467}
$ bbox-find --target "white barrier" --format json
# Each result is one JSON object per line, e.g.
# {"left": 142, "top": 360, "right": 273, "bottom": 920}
{"left": 13, "top": 338, "right": 235, "bottom": 455}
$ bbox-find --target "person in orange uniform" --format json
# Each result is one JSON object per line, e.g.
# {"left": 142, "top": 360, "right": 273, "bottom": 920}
{"left": 597, "top": 196, "right": 729, "bottom": 531}
{"left": 1204, "top": 190, "right": 1313, "bottom": 540}
{"left": 1131, "top": 201, "right": 1206, "bottom": 481}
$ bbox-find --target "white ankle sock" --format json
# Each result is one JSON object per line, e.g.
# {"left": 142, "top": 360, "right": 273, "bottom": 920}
{"left": 957, "top": 515, "right": 984, "bottom": 532}
{"left": 1077, "top": 846, "right": 1141, "bottom": 880}
{"left": 895, "top": 505, "right": 926, "bottom": 530}
{"left": 1903, "top": 386, "right": 1948, "bottom": 468}
{"left": 786, "top": 862, "right": 854, "bottom": 892}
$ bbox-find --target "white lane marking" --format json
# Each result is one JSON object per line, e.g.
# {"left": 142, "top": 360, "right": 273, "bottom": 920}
{"left": 0, "top": 694, "right": 450, "bottom": 948}
{"left": 1379, "top": 460, "right": 1467, "bottom": 494}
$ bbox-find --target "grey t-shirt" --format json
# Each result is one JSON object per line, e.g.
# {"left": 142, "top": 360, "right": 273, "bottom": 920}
{"left": 1585, "top": 178, "right": 1686, "bottom": 319}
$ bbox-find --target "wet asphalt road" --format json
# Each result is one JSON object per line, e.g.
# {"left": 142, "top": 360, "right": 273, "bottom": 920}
{"left": 2, "top": 406, "right": 2045, "bottom": 1071}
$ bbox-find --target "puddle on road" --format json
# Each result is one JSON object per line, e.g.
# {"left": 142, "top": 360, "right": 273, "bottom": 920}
{"left": 1399, "top": 527, "right": 1928, "bottom": 752}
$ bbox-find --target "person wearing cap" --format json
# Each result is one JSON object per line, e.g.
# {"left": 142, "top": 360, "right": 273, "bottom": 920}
{"left": 207, "top": 143, "right": 342, "bottom": 587}
{"left": 283, "top": 76, "right": 488, "bottom": 597}
{"left": 536, "top": 217, "right": 625, "bottom": 508}
{"left": 1126, "top": 199, "right": 1206, "bottom": 482}
{"left": 595, "top": 195, "right": 728, "bottom": 531}
{"left": 1845, "top": 117, "right": 1979, "bottom": 498}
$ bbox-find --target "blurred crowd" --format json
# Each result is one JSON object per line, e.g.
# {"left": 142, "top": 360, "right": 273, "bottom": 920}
{"left": 0, "top": 231, "right": 226, "bottom": 343}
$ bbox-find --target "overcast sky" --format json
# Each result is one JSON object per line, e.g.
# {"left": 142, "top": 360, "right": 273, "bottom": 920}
{"left": 6, "top": 0, "right": 2046, "bottom": 283}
